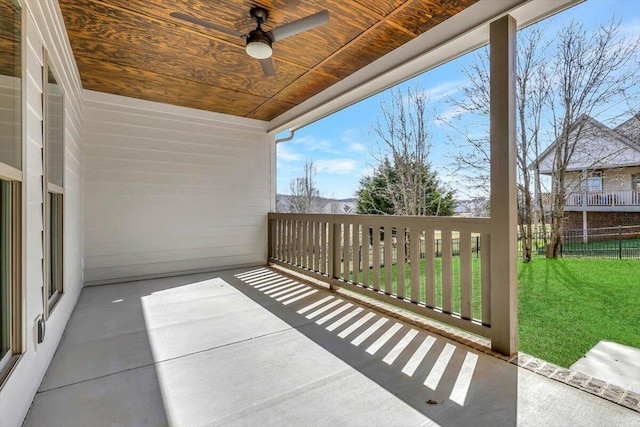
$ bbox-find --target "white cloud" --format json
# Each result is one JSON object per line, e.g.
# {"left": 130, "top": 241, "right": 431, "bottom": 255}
{"left": 434, "top": 106, "right": 466, "bottom": 125}
{"left": 341, "top": 130, "right": 367, "bottom": 153}
{"left": 348, "top": 141, "right": 366, "bottom": 152}
{"left": 276, "top": 144, "right": 303, "bottom": 162}
{"left": 316, "top": 159, "right": 359, "bottom": 174}
{"left": 423, "top": 80, "right": 463, "bottom": 102}
{"left": 292, "top": 136, "right": 339, "bottom": 154}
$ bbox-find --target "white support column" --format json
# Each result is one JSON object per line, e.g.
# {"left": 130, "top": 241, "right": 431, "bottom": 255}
{"left": 582, "top": 169, "right": 588, "bottom": 243}
{"left": 489, "top": 14, "right": 518, "bottom": 357}
{"left": 582, "top": 169, "right": 587, "bottom": 208}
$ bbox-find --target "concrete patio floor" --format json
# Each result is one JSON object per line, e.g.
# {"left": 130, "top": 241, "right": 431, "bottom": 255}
{"left": 24, "top": 267, "right": 638, "bottom": 427}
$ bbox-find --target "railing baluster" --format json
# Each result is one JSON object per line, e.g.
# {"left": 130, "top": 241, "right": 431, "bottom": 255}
{"left": 331, "top": 222, "right": 344, "bottom": 279}
{"left": 425, "top": 229, "right": 435, "bottom": 308}
{"left": 292, "top": 219, "right": 297, "bottom": 264}
{"left": 481, "top": 233, "right": 491, "bottom": 325}
{"left": 269, "top": 218, "right": 274, "bottom": 258}
{"left": 373, "top": 226, "right": 380, "bottom": 291}
{"left": 384, "top": 226, "right": 393, "bottom": 294}
{"left": 362, "top": 225, "right": 370, "bottom": 287}
{"left": 410, "top": 227, "right": 420, "bottom": 303}
{"left": 330, "top": 221, "right": 340, "bottom": 282}
{"left": 352, "top": 223, "right": 360, "bottom": 284}
{"left": 308, "top": 220, "right": 313, "bottom": 269}
{"left": 277, "top": 219, "right": 283, "bottom": 260}
{"left": 396, "top": 228, "right": 405, "bottom": 299}
{"left": 343, "top": 222, "right": 351, "bottom": 282}
{"left": 441, "top": 228, "right": 452, "bottom": 314}
{"left": 294, "top": 220, "right": 299, "bottom": 266}
{"left": 314, "top": 221, "right": 322, "bottom": 271}
{"left": 302, "top": 220, "right": 308, "bottom": 268}
{"left": 321, "top": 222, "right": 327, "bottom": 274}
{"left": 460, "top": 231, "right": 472, "bottom": 320}
{"left": 302, "top": 220, "right": 308, "bottom": 267}
{"left": 267, "top": 218, "right": 271, "bottom": 258}
{"left": 287, "top": 219, "right": 292, "bottom": 263}
{"left": 288, "top": 219, "right": 294, "bottom": 264}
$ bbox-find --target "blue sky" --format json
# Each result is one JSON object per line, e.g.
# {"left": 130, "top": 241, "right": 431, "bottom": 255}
{"left": 276, "top": 0, "right": 640, "bottom": 200}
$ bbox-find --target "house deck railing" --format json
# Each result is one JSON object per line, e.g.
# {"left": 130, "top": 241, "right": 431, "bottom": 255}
{"left": 566, "top": 189, "right": 640, "bottom": 207}
{"left": 268, "top": 213, "right": 492, "bottom": 339}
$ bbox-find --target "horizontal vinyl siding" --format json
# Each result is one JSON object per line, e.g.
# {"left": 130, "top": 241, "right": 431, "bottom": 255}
{"left": 83, "top": 90, "right": 273, "bottom": 284}
{"left": 2, "top": 1, "right": 85, "bottom": 426}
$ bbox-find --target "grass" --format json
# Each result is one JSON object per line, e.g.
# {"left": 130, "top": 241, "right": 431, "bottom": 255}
{"left": 518, "top": 258, "right": 640, "bottom": 367}
{"left": 361, "top": 257, "right": 640, "bottom": 368}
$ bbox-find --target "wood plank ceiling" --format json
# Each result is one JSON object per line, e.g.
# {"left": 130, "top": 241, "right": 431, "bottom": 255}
{"left": 59, "top": 0, "right": 478, "bottom": 121}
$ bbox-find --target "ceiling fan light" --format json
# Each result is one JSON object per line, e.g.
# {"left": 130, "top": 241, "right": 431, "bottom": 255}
{"left": 246, "top": 31, "right": 273, "bottom": 59}
{"left": 246, "top": 40, "right": 272, "bottom": 59}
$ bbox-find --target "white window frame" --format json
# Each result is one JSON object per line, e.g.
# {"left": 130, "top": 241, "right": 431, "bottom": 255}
{"left": 585, "top": 170, "right": 603, "bottom": 192}
{"left": 0, "top": 0, "right": 24, "bottom": 387}
{"left": 43, "top": 51, "right": 64, "bottom": 317}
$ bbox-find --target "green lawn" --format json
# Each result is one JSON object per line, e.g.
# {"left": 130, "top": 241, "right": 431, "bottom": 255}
{"left": 361, "top": 257, "right": 640, "bottom": 368}
{"left": 518, "top": 258, "right": 640, "bottom": 367}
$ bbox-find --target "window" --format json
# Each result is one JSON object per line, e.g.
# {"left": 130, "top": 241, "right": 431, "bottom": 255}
{"left": 44, "top": 55, "right": 64, "bottom": 314}
{"left": 632, "top": 174, "right": 640, "bottom": 191}
{"left": 585, "top": 171, "right": 602, "bottom": 192}
{"left": 0, "top": 0, "right": 23, "bottom": 384}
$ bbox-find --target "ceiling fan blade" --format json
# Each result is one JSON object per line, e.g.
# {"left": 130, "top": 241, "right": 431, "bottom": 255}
{"left": 269, "top": 10, "right": 329, "bottom": 42}
{"left": 260, "top": 58, "right": 276, "bottom": 77}
{"left": 170, "top": 12, "right": 245, "bottom": 38}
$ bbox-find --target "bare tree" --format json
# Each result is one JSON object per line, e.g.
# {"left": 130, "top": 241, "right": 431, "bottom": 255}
{"left": 288, "top": 160, "right": 322, "bottom": 213}
{"left": 544, "top": 19, "right": 639, "bottom": 257}
{"left": 445, "top": 17, "right": 639, "bottom": 260}
{"left": 360, "top": 85, "right": 455, "bottom": 217}
{"left": 444, "top": 27, "right": 549, "bottom": 261}
{"left": 515, "top": 26, "right": 550, "bottom": 262}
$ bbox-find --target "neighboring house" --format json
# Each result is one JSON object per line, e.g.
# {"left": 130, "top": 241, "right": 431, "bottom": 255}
{"left": 276, "top": 194, "right": 356, "bottom": 214}
{"left": 0, "top": 1, "right": 583, "bottom": 426}
{"left": 454, "top": 197, "right": 490, "bottom": 217}
{"left": 535, "top": 113, "right": 640, "bottom": 237}
{"left": 321, "top": 198, "right": 357, "bottom": 214}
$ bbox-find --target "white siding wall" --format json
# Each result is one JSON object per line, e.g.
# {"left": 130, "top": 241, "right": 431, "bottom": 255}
{"left": 0, "top": 1, "right": 84, "bottom": 426}
{"left": 604, "top": 166, "right": 640, "bottom": 191}
{"left": 83, "top": 90, "right": 273, "bottom": 285}
{"left": 566, "top": 166, "right": 640, "bottom": 192}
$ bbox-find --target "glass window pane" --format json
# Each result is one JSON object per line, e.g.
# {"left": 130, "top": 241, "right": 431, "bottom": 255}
{"left": 0, "top": 180, "right": 10, "bottom": 360}
{"left": 0, "top": 0, "right": 22, "bottom": 171}
{"left": 46, "top": 69, "right": 64, "bottom": 187}
{"left": 48, "top": 192, "right": 62, "bottom": 300}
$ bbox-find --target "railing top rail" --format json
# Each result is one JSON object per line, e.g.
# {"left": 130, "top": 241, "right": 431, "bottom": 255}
{"left": 268, "top": 212, "right": 491, "bottom": 230}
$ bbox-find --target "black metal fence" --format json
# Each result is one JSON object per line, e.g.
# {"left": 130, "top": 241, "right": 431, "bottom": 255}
{"left": 520, "top": 225, "right": 640, "bottom": 259}
{"left": 354, "top": 225, "right": 639, "bottom": 265}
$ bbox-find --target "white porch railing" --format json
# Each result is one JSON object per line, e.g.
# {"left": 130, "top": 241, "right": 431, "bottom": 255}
{"left": 268, "top": 213, "right": 492, "bottom": 339}
{"left": 566, "top": 190, "right": 640, "bottom": 207}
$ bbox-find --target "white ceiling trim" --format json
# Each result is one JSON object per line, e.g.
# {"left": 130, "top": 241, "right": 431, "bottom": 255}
{"left": 268, "top": 0, "right": 583, "bottom": 134}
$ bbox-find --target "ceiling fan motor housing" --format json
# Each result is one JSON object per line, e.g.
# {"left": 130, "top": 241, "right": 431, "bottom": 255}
{"left": 246, "top": 7, "right": 273, "bottom": 59}
{"left": 246, "top": 29, "right": 273, "bottom": 59}
{"left": 250, "top": 7, "right": 269, "bottom": 23}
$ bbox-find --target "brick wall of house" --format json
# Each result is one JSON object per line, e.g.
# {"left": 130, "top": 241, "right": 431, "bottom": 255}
{"left": 565, "top": 211, "right": 640, "bottom": 241}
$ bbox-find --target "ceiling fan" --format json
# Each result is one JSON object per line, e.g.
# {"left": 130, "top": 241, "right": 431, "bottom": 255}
{"left": 170, "top": 7, "right": 330, "bottom": 77}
